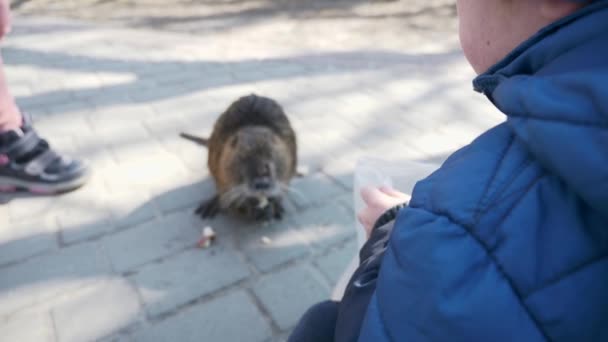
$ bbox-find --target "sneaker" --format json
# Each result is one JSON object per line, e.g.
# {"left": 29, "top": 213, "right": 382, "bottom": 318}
{"left": 0, "top": 114, "right": 90, "bottom": 194}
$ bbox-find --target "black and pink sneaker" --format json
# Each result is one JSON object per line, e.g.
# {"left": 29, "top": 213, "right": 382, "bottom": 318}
{"left": 0, "top": 115, "right": 90, "bottom": 194}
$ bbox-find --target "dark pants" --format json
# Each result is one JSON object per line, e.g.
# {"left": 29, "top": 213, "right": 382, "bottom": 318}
{"left": 288, "top": 300, "right": 339, "bottom": 342}
{"left": 287, "top": 214, "right": 397, "bottom": 342}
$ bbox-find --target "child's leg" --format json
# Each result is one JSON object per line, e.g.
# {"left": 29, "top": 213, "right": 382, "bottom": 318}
{"left": 0, "top": 54, "right": 22, "bottom": 132}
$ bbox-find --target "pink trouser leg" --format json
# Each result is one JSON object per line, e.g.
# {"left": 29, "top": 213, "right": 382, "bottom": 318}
{"left": 0, "top": 53, "right": 21, "bottom": 132}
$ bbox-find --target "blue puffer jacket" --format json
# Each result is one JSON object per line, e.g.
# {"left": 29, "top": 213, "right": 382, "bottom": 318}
{"left": 359, "top": 3, "right": 608, "bottom": 341}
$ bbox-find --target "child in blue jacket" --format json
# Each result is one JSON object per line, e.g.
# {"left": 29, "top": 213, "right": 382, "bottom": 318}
{"left": 290, "top": 0, "right": 608, "bottom": 341}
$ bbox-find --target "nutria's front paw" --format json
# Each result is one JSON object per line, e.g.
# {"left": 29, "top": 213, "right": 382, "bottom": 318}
{"left": 195, "top": 196, "right": 220, "bottom": 219}
{"left": 271, "top": 198, "right": 284, "bottom": 220}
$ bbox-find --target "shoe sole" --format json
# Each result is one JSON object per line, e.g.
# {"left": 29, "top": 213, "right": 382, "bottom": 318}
{"left": 0, "top": 171, "right": 91, "bottom": 195}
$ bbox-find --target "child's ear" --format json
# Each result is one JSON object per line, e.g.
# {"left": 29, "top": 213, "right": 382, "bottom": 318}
{"left": 540, "top": 0, "right": 585, "bottom": 21}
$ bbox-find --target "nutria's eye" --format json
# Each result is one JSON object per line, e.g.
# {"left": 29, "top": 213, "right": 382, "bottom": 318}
{"left": 262, "top": 162, "right": 272, "bottom": 176}
{"left": 230, "top": 136, "right": 238, "bottom": 147}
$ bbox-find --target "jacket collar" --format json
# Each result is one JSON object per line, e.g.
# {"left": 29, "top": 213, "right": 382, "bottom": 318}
{"left": 473, "top": 1, "right": 608, "bottom": 215}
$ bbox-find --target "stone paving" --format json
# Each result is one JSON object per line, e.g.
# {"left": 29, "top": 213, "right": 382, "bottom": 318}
{"left": 0, "top": 8, "right": 502, "bottom": 342}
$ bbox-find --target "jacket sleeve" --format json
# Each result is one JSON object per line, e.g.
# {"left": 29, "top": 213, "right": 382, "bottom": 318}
{"left": 357, "top": 207, "right": 546, "bottom": 342}
{"left": 334, "top": 203, "right": 407, "bottom": 342}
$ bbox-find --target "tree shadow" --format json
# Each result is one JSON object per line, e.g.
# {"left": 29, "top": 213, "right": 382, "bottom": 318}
{"left": 5, "top": 45, "right": 462, "bottom": 116}
{"left": 12, "top": 0, "right": 456, "bottom": 20}
{"left": 122, "top": 1, "right": 456, "bottom": 32}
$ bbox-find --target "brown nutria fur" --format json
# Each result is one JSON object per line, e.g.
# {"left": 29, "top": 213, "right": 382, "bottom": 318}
{"left": 180, "top": 94, "right": 297, "bottom": 221}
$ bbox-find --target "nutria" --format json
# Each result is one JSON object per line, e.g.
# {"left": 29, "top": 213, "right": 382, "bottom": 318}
{"left": 180, "top": 94, "right": 297, "bottom": 221}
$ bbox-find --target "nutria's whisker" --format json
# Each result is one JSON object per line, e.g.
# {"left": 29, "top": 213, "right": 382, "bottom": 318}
{"left": 281, "top": 183, "right": 305, "bottom": 202}
{"left": 220, "top": 186, "right": 245, "bottom": 208}
{"left": 218, "top": 192, "right": 233, "bottom": 209}
{"left": 236, "top": 185, "right": 253, "bottom": 207}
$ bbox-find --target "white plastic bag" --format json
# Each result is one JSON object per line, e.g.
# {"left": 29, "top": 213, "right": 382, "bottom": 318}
{"left": 352, "top": 156, "right": 438, "bottom": 247}
{"left": 332, "top": 156, "right": 439, "bottom": 299}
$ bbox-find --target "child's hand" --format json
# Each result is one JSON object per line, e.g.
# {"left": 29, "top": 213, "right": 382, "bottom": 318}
{"left": 357, "top": 186, "right": 409, "bottom": 238}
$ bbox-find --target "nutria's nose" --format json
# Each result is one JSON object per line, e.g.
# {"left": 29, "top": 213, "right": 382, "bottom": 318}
{"left": 253, "top": 177, "right": 272, "bottom": 190}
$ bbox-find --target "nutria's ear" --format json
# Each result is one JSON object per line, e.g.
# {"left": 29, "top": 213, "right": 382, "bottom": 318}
{"left": 267, "top": 131, "right": 279, "bottom": 143}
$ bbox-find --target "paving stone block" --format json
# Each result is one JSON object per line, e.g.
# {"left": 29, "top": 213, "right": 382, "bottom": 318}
{"left": 17, "top": 90, "right": 76, "bottom": 109}
{"left": 102, "top": 155, "right": 189, "bottom": 193}
{"left": 61, "top": 74, "right": 103, "bottom": 89}
{"left": 357, "top": 137, "right": 426, "bottom": 164}
{"left": 96, "top": 71, "right": 138, "bottom": 87}
{"left": 291, "top": 203, "right": 356, "bottom": 251}
{"left": 287, "top": 172, "right": 347, "bottom": 209}
{"left": 333, "top": 91, "right": 388, "bottom": 121}
{"left": 336, "top": 193, "right": 355, "bottom": 215}
{"left": 153, "top": 95, "right": 220, "bottom": 121}
{"left": 102, "top": 211, "right": 199, "bottom": 272}
{"left": 5, "top": 66, "right": 40, "bottom": 84}
{"left": 314, "top": 239, "right": 358, "bottom": 286}
{"left": 297, "top": 132, "right": 356, "bottom": 171}
{"left": 110, "top": 139, "right": 170, "bottom": 164}
{"left": 292, "top": 141, "right": 325, "bottom": 172}
{"left": 0, "top": 241, "right": 111, "bottom": 317}
{"left": 46, "top": 100, "right": 92, "bottom": 117}
{"left": 233, "top": 62, "right": 308, "bottom": 82}
{"left": 33, "top": 111, "right": 94, "bottom": 137}
{"left": 131, "top": 291, "right": 271, "bottom": 342}
{"left": 98, "top": 333, "right": 134, "bottom": 342}
{"left": 148, "top": 68, "right": 205, "bottom": 87}
{"left": 70, "top": 138, "right": 117, "bottom": 170}
{"left": 177, "top": 72, "right": 235, "bottom": 93}
{"left": 193, "top": 210, "right": 255, "bottom": 238}
{"left": 200, "top": 85, "right": 266, "bottom": 108}
{"left": 56, "top": 205, "right": 115, "bottom": 244}
{"left": 153, "top": 179, "right": 215, "bottom": 214}
{"left": 89, "top": 115, "right": 151, "bottom": 142}
{"left": 85, "top": 90, "right": 133, "bottom": 107}
{"left": 133, "top": 62, "right": 184, "bottom": 76}
{"left": 437, "top": 121, "right": 486, "bottom": 147}
{"left": 52, "top": 180, "right": 114, "bottom": 239}
{"left": 0, "top": 205, "right": 9, "bottom": 226}
{"left": 0, "top": 311, "right": 55, "bottom": 342}
{"left": 157, "top": 135, "right": 208, "bottom": 173}
{"left": 107, "top": 191, "right": 157, "bottom": 229}
{"left": 127, "top": 83, "right": 189, "bottom": 103}
{"left": 0, "top": 217, "right": 58, "bottom": 266}
{"left": 6, "top": 195, "right": 57, "bottom": 222}
{"left": 131, "top": 248, "right": 250, "bottom": 317}
{"left": 142, "top": 115, "right": 186, "bottom": 137}
{"left": 52, "top": 279, "right": 142, "bottom": 342}
{"left": 283, "top": 97, "right": 337, "bottom": 121}
{"left": 92, "top": 105, "right": 156, "bottom": 125}
{"left": 400, "top": 130, "right": 465, "bottom": 157}
{"left": 252, "top": 264, "right": 329, "bottom": 331}
{"left": 236, "top": 220, "right": 311, "bottom": 273}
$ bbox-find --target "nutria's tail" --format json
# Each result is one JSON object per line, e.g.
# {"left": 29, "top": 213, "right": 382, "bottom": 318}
{"left": 179, "top": 132, "right": 209, "bottom": 146}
